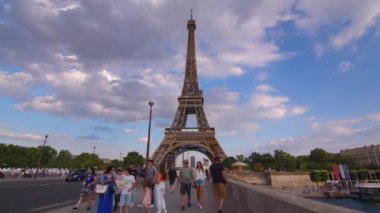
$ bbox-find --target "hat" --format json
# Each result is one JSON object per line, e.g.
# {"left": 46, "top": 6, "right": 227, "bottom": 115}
{"left": 183, "top": 160, "right": 189, "bottom": 163}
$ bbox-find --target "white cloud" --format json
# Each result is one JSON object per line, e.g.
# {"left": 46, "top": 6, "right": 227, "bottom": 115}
{"left": 0, "top": 129, "right": 44, "bottom": 142}
{"left": 338, "top": 61, "right": 352, "bottom": 73}
{"left": 124, "top": 129, "right": 136, "bottom": 134}
{"left": 254, "top": 72, "right": 268, "bottom": 81}
{"left": 259, "top": 113, "right": 380, "bottom": 155}
{"left": 138, "top": 137, "right": 147, "bottom": 144}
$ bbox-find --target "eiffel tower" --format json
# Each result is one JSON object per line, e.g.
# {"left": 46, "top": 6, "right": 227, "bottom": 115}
{"left": 152, "top": 14, "right": 227, "bottom": 167}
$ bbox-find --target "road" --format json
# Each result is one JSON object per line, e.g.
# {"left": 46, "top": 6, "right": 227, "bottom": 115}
{"left": 0, "top": 178, "right": 225, "bottom": 213}
{"left": 0, "top": 178, "right": 80, "bottom": 213}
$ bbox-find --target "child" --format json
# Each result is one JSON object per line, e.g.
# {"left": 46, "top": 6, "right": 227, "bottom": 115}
{"left": 142, "top": 179, "right": 152, "bottom": 213}
{"left": 116, "top": 168, "right": 135, "bottom": 213}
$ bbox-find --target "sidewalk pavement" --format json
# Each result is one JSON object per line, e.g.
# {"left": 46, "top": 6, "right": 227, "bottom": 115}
{"left": 45, "top": 182, "right": 220, "bottom": 213}
{"left": 0, "top": 177, "right": 65, "bottom": 182}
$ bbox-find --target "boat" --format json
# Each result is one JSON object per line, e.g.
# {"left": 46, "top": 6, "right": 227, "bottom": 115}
{"left": 350, "top": 183, "right": 380, "bottom": 202}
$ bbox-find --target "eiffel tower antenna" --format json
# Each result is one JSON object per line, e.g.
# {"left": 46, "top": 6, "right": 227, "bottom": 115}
{"left": 151, "top": 15, "right": 226, "bottom": 167}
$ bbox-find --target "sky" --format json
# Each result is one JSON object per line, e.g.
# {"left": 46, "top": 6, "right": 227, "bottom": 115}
{"left": 0, "top": 0, "right": 380, "bottom": 160}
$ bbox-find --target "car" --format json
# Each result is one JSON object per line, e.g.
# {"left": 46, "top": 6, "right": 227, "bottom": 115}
{"left": 65, "top": 169, "right": 87, "bottom": 182}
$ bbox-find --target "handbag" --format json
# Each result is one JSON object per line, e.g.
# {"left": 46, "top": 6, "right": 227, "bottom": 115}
{"left": 95, "top": 184, "right": 107, "bottom": 194}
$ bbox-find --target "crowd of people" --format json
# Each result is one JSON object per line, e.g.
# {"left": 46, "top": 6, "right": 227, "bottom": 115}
{"left": 0, "top": 167, "right": 69, "bottom": 178}
{"left": 72, "top": 156, "right": 228, "bottom": 213}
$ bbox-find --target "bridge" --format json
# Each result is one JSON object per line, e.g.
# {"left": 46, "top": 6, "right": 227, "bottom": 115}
{"left": 45, "top": 179, "right": 357, "bottom": 213}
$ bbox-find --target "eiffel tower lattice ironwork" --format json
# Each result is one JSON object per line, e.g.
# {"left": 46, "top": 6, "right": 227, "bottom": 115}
{"left": 151, "top": 15, "right": 227, "bottom": 167}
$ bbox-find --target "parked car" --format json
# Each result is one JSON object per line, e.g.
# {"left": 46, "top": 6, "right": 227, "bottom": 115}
{"left": 65, "top": 169, "right": 87, "bottom": 182}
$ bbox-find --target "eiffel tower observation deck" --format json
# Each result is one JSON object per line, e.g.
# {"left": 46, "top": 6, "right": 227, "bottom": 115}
{"left": 151, "top": 14, "right": 227, "bottom": 167}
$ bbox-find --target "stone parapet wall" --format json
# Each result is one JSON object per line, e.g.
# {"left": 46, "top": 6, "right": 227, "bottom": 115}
{"left": 228, "top": 172, "right": 267, "bottom": 185}
{"left": 224, "top": 179, "right": 360, "bottom": 213}
{"left": 270, "top": 173, "right": 312, "bottom": 189}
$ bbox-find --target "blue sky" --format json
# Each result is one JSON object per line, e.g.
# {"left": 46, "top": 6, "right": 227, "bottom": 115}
{"left": 0, "top": 0, "right": 380, "bottom": 160}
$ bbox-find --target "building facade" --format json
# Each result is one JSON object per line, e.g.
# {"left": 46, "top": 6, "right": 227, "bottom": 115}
{"left": 340, "top": 144, "right": 380, "bottom": 166}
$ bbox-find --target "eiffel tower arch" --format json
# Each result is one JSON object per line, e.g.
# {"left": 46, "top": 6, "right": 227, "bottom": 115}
{"left": 151, "top": 15, "right": 227, "bottom": 167}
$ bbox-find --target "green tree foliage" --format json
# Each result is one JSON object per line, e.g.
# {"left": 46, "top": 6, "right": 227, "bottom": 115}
{"left": 253, "top": 163, "right": 265, "bottom": 172}
{"left": 309, "top": 148, "right": 331, "bottom": 170}
{"left": 122, "top": 152, "right": 144, "bottom": 167}
{"left": 350, "top": 170, "right": 358, "bottom": 180}
{"left": 358, "top": 169, "right": 369, "bottom": 180}
{"left": 223, "top": 156, "right": 237, "bottom": 168}
{"left": 248, "top": 152, "right": 274, "bottom": 170}
{"left": 71, "top": 153, "right": 102, "bottom": 169}
{"left": 311, "top": 170, "right": 321, "bottom": 182}
{"left": 54, "top": 150, "right": 73, "bottom": 168}
{"left": 274, "top": 150, "right": 296, "bottom": 171}
{"left": 39, "top": 146, "right": 57, "bottom": 167}
{"left": 296, "top": 155, "right": 309, "bottom": 171}
{"left": 320, "top": 170, "right": 329, "bottom": 181}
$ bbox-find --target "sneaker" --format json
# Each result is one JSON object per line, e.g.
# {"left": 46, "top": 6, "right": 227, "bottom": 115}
{"left": 200, "top": 205, "right": 203, "bottom": 209}
{"left": 163, "top": 210, "right": 168, "bottom": 213}
{"left": 72, "top": 207, "right": 78, "bottom": 212}
{"left": 180, "top": 206, "right": 185, "bottom": 211}
{"left": 188, "top": 202, "right": 191, "bottom": 207}
{"left": 86, "top": 206, "right": 91, "bottom": 210}
{"left": 170, "top": 190, "right": 174, "bottom": 193}
{"left": 130, "top": 203, "right": 134, "bottom": 208}
{"left": 218, "top": 210, "right": 223, "bottom": 213}
{"left": 150, "top": 204, "right": 155, "bottom": 208}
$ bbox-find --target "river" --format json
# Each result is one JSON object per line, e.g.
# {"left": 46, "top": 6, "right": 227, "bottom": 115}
{"left": 312, "top": 198, "right": 380, "bottom": 213}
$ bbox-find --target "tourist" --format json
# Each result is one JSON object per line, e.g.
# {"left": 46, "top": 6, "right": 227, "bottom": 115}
{"left": 97, "top": 166, "right": 115, "bottom": 213}
{"left": 210, "top": 156, "right": 227, "bottom": 213}
{"left": 113, "top": 169, "right": 123, "bottom": 212}
{"left": 72, "top": 167, "right": 97, "bottom": 211}
{"left": 155, "top": 166, "right": 168, "bottom": 213}
{"left": 167, "top": 165, "right": 177, "bottom": 193}
{"left": 116, "top": 168, "right": 135, "bottom": 213}
{"left": 178, "top": 159, "right": 194, "bottom": 211}
{"left": 142, "top": 179, "right": 152, "bottom": 213}
{"left": 195, "top": 161, "right": 206, "bottom": 209}
{"left": 128, "top": 163, "right": 139, "bottom": 206}
{"left": 144, "top": 160, "right": 156, "bottom": 208}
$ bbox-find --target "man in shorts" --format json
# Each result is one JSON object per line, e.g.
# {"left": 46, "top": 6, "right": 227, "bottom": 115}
{"left": 210, "top": 156, "right": 227, "bottom": 213}
{"left": 178, "top": 159, "right": 194, "bottom": 211}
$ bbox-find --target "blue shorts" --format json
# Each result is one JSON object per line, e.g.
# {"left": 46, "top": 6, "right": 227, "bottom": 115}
{"left": 119, "top": 194, "right": 133, "bottom": 207}
{"left": 195, "top": 179, "right": 204, "bottom": 186}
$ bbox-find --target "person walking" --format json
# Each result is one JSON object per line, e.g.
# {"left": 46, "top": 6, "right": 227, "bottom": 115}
{"left": 113, "top": 169, "right": 123, "bottom": 212}
{"left": 155, "top": 166, "right": 167, "bottom": 213}
{"left": 142, "top": 179, "right": 152, "bottom": 213}
{"left": 209, "top": 157, "right": 227, "bottom": 213}
{"left": 178, "top": 159, "right": 194, "bottom": 211}
{"left": 144, "top": 160, "right": 156, "bottom": 208}
{"left": 167, "top": 165, "right": 177, "bottom": 193}
{"left": 97, "top": 167, "right": 115, "bottom": 213}
{"left": 195, "top": 161, "right": 206, "bottom": 209}
{"left": 116, "top": 168, "right": 135, "bottom": 213}
{"left": 73, "top": 167, "right": 97, "bottom": 211}
{"left": 128, "top": 163, "right": 139, "bottom": 207}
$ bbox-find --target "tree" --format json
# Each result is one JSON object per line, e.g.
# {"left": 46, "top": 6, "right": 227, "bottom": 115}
{"left": 311, "top": 170, "right": 321, "bottom": 182}
{"left": 72, "top": 153, "right": 101, "bottom": 169}
{"left": 253, "top": 163, "right": 265, "bottom": 172}
{"left": 39, "top": 146, "right": 58, "bottom": 167}
{"left": 123, "top": 152, "right": 144, "bottom": 167}
{"left": 358, "top": 169, "right": 369, "bottom": 180}
{"left": 54, "top": 150, "right": 73, "bottom": 168}
{"left": 296, "top": 155, "right": 309, "bottom": 171}
{"left": 309, "top": 148, "right": 331, "bottom": 170}
{"left": 320, "top": 170, "right": 329, "bottom": 181}
{"left": 274, "top": 150, "right": 296, "bottom": 171}
{"left": 223, "top": 156, "right": 237, "bottom": 168}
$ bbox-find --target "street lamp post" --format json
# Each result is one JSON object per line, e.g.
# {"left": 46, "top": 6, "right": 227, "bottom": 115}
{"left": 145, "top": 101, "right": 154, "bottom": 164}
{"left": 34, "top": 135, "right": 48, "bottom": 179}
{"left": 93, "top": 146, "right": 96, "bottom": 154}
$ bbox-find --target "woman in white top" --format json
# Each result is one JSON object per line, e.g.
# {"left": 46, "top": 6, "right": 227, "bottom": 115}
{"left": 194, "top": 161, "right": 206, "bottom": 209}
